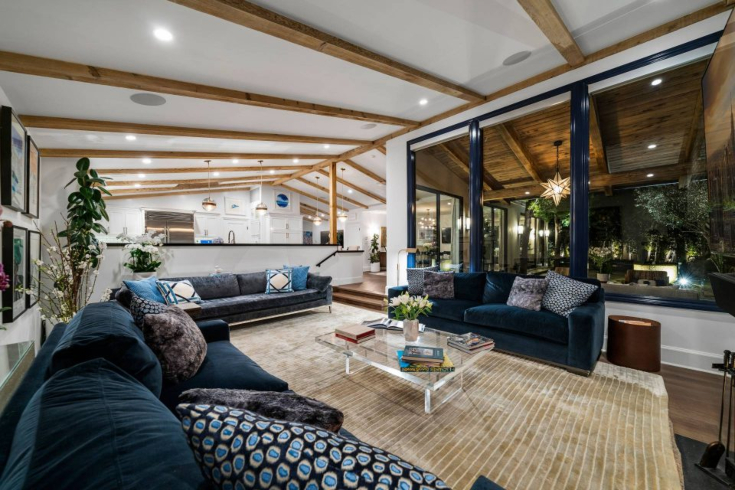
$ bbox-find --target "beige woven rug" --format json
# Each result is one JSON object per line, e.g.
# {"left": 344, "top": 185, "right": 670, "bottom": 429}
{"left": 230, "top": 304, "right": 682, "bottom": 490}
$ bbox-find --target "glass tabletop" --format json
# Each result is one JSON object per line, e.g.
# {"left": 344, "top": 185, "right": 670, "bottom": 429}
{"left": 315, "top": 326, "right": 490, "bottom": 390}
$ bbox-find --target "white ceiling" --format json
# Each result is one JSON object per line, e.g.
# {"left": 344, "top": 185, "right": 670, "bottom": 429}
{"left": 0, "top": 0, "right": 724, "bottom": 212}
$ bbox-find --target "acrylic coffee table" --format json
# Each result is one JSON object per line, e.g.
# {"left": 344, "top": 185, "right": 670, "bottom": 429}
{"left": 315, "top": 327, "right": 490, "bottom": 413}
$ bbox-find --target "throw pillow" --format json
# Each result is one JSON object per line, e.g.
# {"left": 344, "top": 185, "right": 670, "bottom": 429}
{"left": 423, "top": 271, "right": 455, "bottom": 299}
{"left": 142, "top": 306, "right": 207, "bottom": 383}
{"left": 123, "top": 276, "right": 165, "bottom": 303}
{"left": 156, "top": 281, "right": 179, "bottom": 305}
{"left": 176, "top": 404, "right": 449, "bottom": 490}
{"left": 156, "top": 279, "right": 202, "bottom": 303}
{"left": 406, "top": 266, "right": 439, "bottom": 295}
{"left": 179, "top": 388, "right": 344, "bottom": 432}
{"left": 506, "top": 277, "right": 549, "bottom": 311}
{"left": 266, "top": 268, "right": 293, "bottom": 294}
{"left": 542, "top": 270, "right": 599, "bottom": 317}
{"left": 283, "top": 264, "right": 309, "bottom": 291}
{"left": 129, "top": 293, "right": 168, "bottom": 327}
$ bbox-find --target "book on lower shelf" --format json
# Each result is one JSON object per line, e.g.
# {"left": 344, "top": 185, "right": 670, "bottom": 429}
{"left": 397, "top": 350, "right": 455, "bottom": 373}
{"left": 447, "top": 332, "right": 495, "bottom": 354}
{"left": 401, "top": 345, "right": 444, "bottom": 363}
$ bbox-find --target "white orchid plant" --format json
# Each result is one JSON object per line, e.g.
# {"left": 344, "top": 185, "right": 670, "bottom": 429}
{"left": 122, "top": 233, "right": 164, "bottom": 273}
{"left": 385, "top": 292, "right": 432, "bottom": 321}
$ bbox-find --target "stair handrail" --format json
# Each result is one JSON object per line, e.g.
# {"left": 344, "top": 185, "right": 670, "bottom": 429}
{"left": 316, "top": 251, "right": 339, "bottom": 268}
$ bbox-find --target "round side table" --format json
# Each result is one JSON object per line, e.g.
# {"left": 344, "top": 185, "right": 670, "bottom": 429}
{"left": 607, "top": 315, "right": 661, "bottom": 372}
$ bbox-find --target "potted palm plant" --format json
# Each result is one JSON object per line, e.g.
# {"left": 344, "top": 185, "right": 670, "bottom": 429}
{"left": 369, "top": 233, "right": 381, "bottom": 273}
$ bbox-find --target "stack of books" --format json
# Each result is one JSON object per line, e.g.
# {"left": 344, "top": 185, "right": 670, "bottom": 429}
{"left": 335, "top": 324, "right": 376, "bottom": 344}
{"left": 447, "top": 332, "right": 495, "bottom": 354}
{"left": 397, "top": 345, "right": 455, "bottom": 373}
{"left": 361, "top": 317, "right": 426, "bottom": 332}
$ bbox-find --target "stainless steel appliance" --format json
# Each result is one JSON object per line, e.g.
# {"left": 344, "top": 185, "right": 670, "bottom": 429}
{"left": 144, "top": 211, "right": 195, "bottom": 243}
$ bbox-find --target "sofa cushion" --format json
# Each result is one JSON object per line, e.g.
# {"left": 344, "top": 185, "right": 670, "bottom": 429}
{"left": 284, "top": 265, "right": 309, "bottom": 291}
{"left": 129, "top": 293, "right": 167, "bottom": 327}
{"left": 424, "top": 271, "right": 454, "bottom": 299}
{"left": 176, "top": 403, "right": 449, "bottom": 490}
{"left": 429, "top": 299, "right": 481, "bottom": 322}
{"left": 50, "top": 302, "right": 162, "bottom": 396}
{"left": 156, "top": 279, "right": 201, "bottom": 304}
{"left": 266, "top": 268, "right": 293, "bottom": 293}
{"left": 123, "top": 275, "right": 165, "bottom": 303}
{"left": 454, "top": 272, "right": 486, "bottom": 302}
{"left": 482, "top": 272, "right": 520, "bottom": 304}
{"left": 236, "top": 271, "right": 267, "bottom": 295}
{"left": 464, "top": 304, "right": 569, "bottom": 345}
{"left": 407, "top": 266, "right": 438, "bottom": 295}
{"left": 165, "top": 274, "right": 240, "bottom": 300}
{"left": 542, "top": 271, "right": 599, "bottom": 317}
{"left": 0, "top": 359, "right": 203, "bottom": 490}
{"left": 198, "top": 289, "right": 324, "bottom": 319}
{"left": 159, "top": 341, "right": 289, "bottom": 411}
{"left": 506, "top": 277, "right": 549, "bottom": 311}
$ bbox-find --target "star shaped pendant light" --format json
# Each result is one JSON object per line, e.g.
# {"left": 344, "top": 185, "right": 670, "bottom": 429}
{"left": 540, "top": 140, "right": 570, "bottom": 206}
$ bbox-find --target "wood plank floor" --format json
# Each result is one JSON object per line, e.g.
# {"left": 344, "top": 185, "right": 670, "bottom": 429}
{"left": 335, "top": 273, "right": 722, "bottom": 444}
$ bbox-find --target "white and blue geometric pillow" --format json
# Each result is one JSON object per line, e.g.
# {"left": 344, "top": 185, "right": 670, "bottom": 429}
{"left": 176, "top": 403, "right": 448, "bottom": 490}
{"left": 156, "top": 280, "right": 202, "bottom": 304}
{"left": 266, "top": 269, "right": 293, "bottom": 294}
{"left": 155, "top": 282, "right": 179, "bottom": 305}
{"left": 542, "top": 270, "right": 599, "bottom": 317}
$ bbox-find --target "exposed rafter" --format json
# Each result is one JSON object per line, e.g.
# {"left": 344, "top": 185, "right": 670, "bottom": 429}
{"left": 106, "top": 177, "right": 276, "bottom": 187}
{"left": 20, "top": 116, "right": 369, "bottom": 146}
{"left": 343, "top": 159, "right": 385, "bottom": 184}
{"left": 589, "top": 97, "right": 609, "bottom": 174}
{"left": 516, "top": 0, "right": 585, "bottom": 66}
{"left": 679, "top": 89, "right": 704, "bottom": 166}
{"left": 315, "top": 169, "right": 385, "bottom": 204}
{"left": 39, "top": 149, "right": 329, "bottom": 159}
{"left": 439, "top": 142, "right": 503, "bottom": 191}
{"left": 168, "top": 0, "right": 484, "bottom": 102}
{"left": 296, "top": 177, "right": 368, "bottom": 208}
{"left": 496, "top": 124, "right": 543, "bottom": 183}
{"left": 281, "top": 184, "right": 348, "bottom": 212}
{"left": 107, "top": 184, "right": 255, "bottom": 200}
{"left": 376, "top": 146, "right": 386, "bottom": 155}
{"left": 0, "top": 50, "right": 417, "bottom": 127}
{"left": 101, "top": 165, "right": 305, "bottom": 174}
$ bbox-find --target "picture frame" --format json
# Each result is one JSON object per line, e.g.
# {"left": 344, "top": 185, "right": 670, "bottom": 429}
{"left": 24, "top": 136, "right": 40, "bottom": 218}
{"left": 0, "top": 106, "right": 27, "bottom": 212}
{"left": 224, "top": 197, "right": 245, "bottom": 216}
{"left": 26, "top": 230, "right": 41, "bottom": 308}
{"left": 275, "top": 191, "right": 291, "bottom": 210}
{"left": 2, "top": 224, "right": 28, "bottom": 322}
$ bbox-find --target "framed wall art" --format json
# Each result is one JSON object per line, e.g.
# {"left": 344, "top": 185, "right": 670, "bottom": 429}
{"left": 25, "top": 136, "right": 40, "bottom": 218}
{"left": 224, "top": 197, "right": 245, "bottom": 216}
{"left": 2, "top": 223, "right": 28, "bottom": 322}
{"left": 26, "top": 230, "right": 41, "bottom": 308}
{"left": 0, "top": 106, "right": 27, "bottom": 212}
{"left": 275, "top": 192, "right": 291, "bottom": 210}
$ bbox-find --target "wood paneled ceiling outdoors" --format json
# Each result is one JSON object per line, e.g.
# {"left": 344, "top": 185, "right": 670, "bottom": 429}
{"left": 423, "top": 59, "right": 707, "bottom": 202}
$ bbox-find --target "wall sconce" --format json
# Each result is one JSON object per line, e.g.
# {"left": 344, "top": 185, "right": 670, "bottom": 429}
{"left": 516, "top": 225, "right": 524, "bottom": 235}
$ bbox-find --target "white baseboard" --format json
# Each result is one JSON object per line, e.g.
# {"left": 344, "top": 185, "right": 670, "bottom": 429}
{"left": 603, "top": 337, "right": 722, "bottom": 375}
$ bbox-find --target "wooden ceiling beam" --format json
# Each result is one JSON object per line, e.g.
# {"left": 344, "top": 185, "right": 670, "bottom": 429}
{"left": 679, "top": 89, "right": 703, "bottom": 166}
{"left": 0, "top": 50, "right": 417, "bottom": 127}
{"left": 295, "top": 177, "right": 368, "bottom": 208}
{"left": 376, "top": 146, "right": 387, "bottom": 155}
{"left": 101, "top": 165, "right": 304, "bottom": 174}
{"left": 106, "top": 177, "right": 276, "bottom": 187}
{"left": 39, "top": 149, "right": 329, "bottom": 159}
{"left": 441, "top": 141, "right": 504, "bottom": 191}
{"left": 168, "top": 0, "right": 484, "bottom": 102}
{"left": 589, "top": 97, "right": 609, "bottom": 174}
{"left": 272, "top": 159, "right": 334, "bottom": 185}
{"left": 20, "top": 115, "right": 369, "bottom": 146}
{"left": 107, "top": 184, "right": 255, "bottom": 200}
{"left": 516, "top": 0, "right": 585, "bottom": 66}
{"left": 280, "top": 184, "right": 347, "bottom": 211}
{"left": 343, "top": 159, "right": 385, "bottom": 184}
{"left": 315, "top": 169, "right": 385, "bottom": 204}
{"left": 496, "top": 124, "right": 544, "bottom": 183}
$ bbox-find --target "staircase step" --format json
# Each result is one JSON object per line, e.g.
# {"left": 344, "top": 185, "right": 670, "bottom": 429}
{"left": 332, "top": 289, "right": 386, "bottom": 312}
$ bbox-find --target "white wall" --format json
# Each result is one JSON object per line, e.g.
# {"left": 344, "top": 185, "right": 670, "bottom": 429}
{"left": 384, "top": 14, "right": 732, "bottom": 372}
{"left": 0, "top": 86, "right": 42, "bottom": 353}
{"left": 343, "top": 209, "right": 386, "bottom": 270}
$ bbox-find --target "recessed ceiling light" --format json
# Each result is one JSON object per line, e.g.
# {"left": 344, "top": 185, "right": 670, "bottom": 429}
{"left": 134, "top": 183, "right": 141, "bottom": 188}
{"left": 361, "top": 123, "right": 377, "bottom": 130}
{"left": 647, "top": 173, "right": 654, "bottom": 177}
{"left": 651, "top": 78, "right": 662, "bottom": 86}
{"left": 647, "top": 144, "right": 657, "bottom": 149}
{"left": 347, "top": 189, "right": 353, "bottom": 194}
{"left": 142, "top": 158, "right": 152, "bottom": 164}
{"left": 138, "top": 173, "right": 146, "bottom": 178}
{"left": 213, "top": 172, "right": 220, "bottom": 177}
{"left": 419, "top": 98, "right": 428, "bottom": 106}
{"left": 130, "top": 93, "right": 167, "bottom": 106}
{"left": 232, "top": 159, "right": 239, "bottom": 164}
{"left": 125, "top": 135, "right": 137, "bottom": 141}
{"left": 153, "top": 28, "right": 174, "bottom": 42}
{"left": 323, "top": 144, "right": 330, "bottom": 149}
{"left": 293, "top": 158, "right": 299, "bottom": 163}
{"left": 503, "top": 50, "right": 532, "bottom": 66}
{"left": 525, "top": 191, "right": 530, "bottom": 195}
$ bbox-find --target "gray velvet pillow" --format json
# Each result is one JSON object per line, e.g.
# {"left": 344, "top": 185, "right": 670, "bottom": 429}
{"left": 406, "top": 266, "right": 439, "bottom": 295}
{"left": 506, "top": 277, "right": 549, "bottom": 311}
{"left": 423, "top": 271, "right": 454, "bottom": 299}
{"left": 179, "top": 388, "right": 344, "bottom": 433}
{"left": 141, "top": 306, "right": 207, "bottom": 383}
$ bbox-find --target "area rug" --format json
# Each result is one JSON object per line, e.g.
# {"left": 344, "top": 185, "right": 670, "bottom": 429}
{"left": 230, "top": 304, "right": 682, "bottom": 490}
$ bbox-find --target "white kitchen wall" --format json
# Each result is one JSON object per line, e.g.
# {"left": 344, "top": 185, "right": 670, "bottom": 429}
{"left": 0, "top": 86, "right": 42, "bottom": 353}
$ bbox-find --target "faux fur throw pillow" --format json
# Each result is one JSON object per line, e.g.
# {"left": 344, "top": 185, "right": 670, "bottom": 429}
{"left": 142, "top": 306, "right": 207, "bottom": 383}
{"left": 506, "top": 276, "right": 549, "bottom": 311}
{"left": 179, "top": 388, "right": 344, "bottom": 433}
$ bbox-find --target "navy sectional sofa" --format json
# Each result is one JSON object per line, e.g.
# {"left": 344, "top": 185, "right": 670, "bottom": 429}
{"left": 389, "top": 272, "right": 605, "bottom": 374}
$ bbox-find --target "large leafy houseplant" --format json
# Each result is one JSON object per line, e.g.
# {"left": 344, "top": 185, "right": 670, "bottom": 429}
{"left": 28, "top": 158, "right": 111, "bottom": 322}
{"left": 369, "top": 233, "right": 380, "bottom": 264}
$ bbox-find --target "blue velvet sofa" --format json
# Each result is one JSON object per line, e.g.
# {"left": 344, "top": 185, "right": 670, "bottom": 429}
{"left": 389, "top": 272, "right": 605, "bottom": 375}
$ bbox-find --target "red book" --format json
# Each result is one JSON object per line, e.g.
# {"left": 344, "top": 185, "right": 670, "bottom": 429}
{"left": 336, "top": 333, "right": 375, "bottom": 344}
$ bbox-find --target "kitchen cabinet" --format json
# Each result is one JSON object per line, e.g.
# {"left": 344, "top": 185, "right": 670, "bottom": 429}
{"left": 223, "top": 219, "right": 248, "bottom": 243}
{"left": 195, "top": 213, "right": 222, "bottom": 238}
{"left": 265, "top": 215, "right": 303, "bottom": 243}
{"left": 106, "top": 208, "right": 142, "bottom": 237}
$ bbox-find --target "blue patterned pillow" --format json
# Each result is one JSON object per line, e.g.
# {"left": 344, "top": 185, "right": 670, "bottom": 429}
{"left": 156, "top": 280, "right": 202, "bottom": 304}
{"left": 266, "top": 269, "right": 293, "bottom": 294}
{"left": 129, "top": 293, "right": 168, "bottom": 327}
{"left": 123, "top": 276, "right": 165, "bottom": 303}
{"left": 283, "top": 265, "right": 309, "bottom": 291}
{"left": 542, "top": 271, "right": 599, "bottom": 317}
{"left": 176, "top": 403, "right": 448, "bottom": 490}
{"left": 156, "top": 281, "right": 179, "bottom": 305}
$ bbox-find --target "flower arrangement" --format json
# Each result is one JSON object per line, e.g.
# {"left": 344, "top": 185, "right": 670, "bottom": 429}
{"left": 589, "top": 246, "right": 614, "bottom": 273}
{"left": 386, "top": 292, "right": 432, "bottom": 321}
{"left": 122, "top": 233, "right": 164, "bottom": 273}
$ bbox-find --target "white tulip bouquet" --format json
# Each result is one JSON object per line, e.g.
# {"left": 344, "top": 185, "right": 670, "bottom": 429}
{"left": 385, "top": 292, "right": 432, "bottom": 321}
